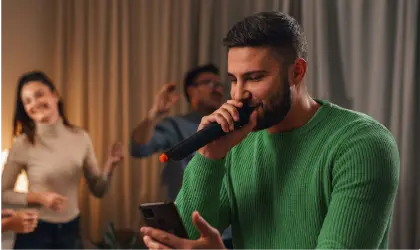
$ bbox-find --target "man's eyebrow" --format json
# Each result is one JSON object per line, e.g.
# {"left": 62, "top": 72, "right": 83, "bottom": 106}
{"left": 227, "top": 70, "right": 268, "bottom": 78}
{"left": 243, "top": 70, "right": 268, "bottom": 77}
{"left": 227, "top": 73, "right": 236, "bottom": 78}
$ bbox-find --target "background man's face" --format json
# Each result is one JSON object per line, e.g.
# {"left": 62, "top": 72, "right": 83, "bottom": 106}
{"left": 192, "top": 72, "right": 225, "bottom": 110}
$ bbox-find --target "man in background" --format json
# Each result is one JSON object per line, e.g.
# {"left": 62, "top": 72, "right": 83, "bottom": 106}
{"left": 130, "top": 64, "right": 225, "bottom": 201}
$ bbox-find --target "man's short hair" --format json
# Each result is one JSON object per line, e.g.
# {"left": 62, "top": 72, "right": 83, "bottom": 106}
{"left": 223, "top": 11, "right": 308, "bottom": 65}
{"left": 183, "top": 64, "right": 219, "bottom": 102}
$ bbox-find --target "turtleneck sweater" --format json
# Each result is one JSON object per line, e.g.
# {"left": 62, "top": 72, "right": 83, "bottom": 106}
{"left": 2, "top": 119, "right": 110, "bottom": 223}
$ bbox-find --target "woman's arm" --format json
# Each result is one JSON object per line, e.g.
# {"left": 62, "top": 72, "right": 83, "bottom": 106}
{"left": 82, "top": 132, "right": 123, "bottom": 198}
{"left": 2, "top": 137, "right": 68, "bottom": 211}
{"left": 2, "top": 137, "right": 29, "bottom": 205}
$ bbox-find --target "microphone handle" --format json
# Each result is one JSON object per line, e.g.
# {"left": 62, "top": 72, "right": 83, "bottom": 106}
{"left": 164, "top": 123, "right": 226, "bottom": 161}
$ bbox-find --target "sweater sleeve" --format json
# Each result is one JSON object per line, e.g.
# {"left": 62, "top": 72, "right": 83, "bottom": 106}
{"left": 1, "top": 136, "right": 29, "bottom": 205}
{"left": 316, "top": 124, "right": 400, "bottom": 249}
{"left": 82, "top": 132, "right": 110, "bottom": 198}
{"left": 175, "top": 153, "right": 231, "bottom": 239}
{"left": 130, "top": 117, "right": 181, "bottom": 158}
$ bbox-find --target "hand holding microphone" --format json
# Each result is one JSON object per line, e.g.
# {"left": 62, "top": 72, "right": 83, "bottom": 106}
{"left": 160, "top": 98, "right": 258, "bottom": 162}
{"left": 197, "top": 99, "right": 258, "bottom": 160}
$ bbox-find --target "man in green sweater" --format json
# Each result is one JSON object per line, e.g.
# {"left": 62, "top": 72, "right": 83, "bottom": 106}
{"left": 140, "top": 11, "right": 400, "bottom": 249}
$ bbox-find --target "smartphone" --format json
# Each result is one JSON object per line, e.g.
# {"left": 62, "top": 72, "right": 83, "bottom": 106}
{"left": 139, "top": 202, "right": 189, "bottom": 239}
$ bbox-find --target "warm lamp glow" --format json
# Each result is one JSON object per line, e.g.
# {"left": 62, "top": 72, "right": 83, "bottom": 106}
{"left": 1, "top": 150, "right": 29, "bottom": 192}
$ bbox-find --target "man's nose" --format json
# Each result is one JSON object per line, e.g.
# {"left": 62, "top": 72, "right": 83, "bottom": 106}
{"left": 231, "top": 82, "right": 250, "bottom": 101}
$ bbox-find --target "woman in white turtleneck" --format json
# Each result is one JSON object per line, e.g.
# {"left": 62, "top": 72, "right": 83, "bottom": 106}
{"left": 1, "top": 71, "right": 124, "bottom": 249}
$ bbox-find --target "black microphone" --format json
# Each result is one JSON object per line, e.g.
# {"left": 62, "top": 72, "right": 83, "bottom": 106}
{"left": 159, "top": 100, "right": 257, "bottom": 163}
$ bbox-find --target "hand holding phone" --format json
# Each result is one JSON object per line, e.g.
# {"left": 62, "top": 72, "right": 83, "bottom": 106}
{"left": 140, "top": 209, "right": 226, "bottom": 249}
{"left": 139, "top": 202, "right": 189, "bottom": 239}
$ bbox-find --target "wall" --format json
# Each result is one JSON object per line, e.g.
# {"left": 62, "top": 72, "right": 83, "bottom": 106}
{"left": 1, "top": 0, "right": 57, "bottom": 150}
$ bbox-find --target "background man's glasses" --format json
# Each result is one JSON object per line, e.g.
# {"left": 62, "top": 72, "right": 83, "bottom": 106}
{"left": 193, "top": 79, "right": 226, "bottom": 89}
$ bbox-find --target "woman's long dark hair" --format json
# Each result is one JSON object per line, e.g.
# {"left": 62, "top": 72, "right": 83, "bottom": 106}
{"left": 13, "top": 71, "right": 74, "bottom": 144}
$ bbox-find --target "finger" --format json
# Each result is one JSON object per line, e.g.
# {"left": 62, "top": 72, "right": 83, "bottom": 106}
{"left": 2, "top": 209, "right": 16, "bottom": 216}
{"left": 165, "top": 95, "right": 180, "bottom": 109}
{"left": 28, "top": 219, "right": 38, "bottom": 228}
{"left": 169, "top": 94, "right": 180, "bottom": 104}
{"left": 22, "top": 214, "right": 32, "bottom": 221}
{"left": 26, "top": 224, "right": 36, "bottom": 233}
{"left": 50, "top": 203, "right": 58, "bottom": 211}
{"left": 221, "top": 103, "right": 240, "bottom": 122}
{"left": 198, "top": 100, "right": 242, "bottom": 132}
{"left": 59, "top": 200, "right": 68, "bottom": 210}
{"left": 199, "top": 111, "right": 231, "bottom": 132}
{"left": 226, "top": 99, "right": 243, "bottom": 108}
{"left": 52, "top": 193, "right": 65, "bottom": 203}
{"left": 143, "top": 236, "right": 171, "bottom": 250}
{"left": 228, "top": 109, "right": 257, "bottom": 133}
{"left": 192, "top": 211, "right": 218, "bottom": 238}
{"left": 30, "top": 220, "right": 38, "bottom": 229}
{"left": 214, "top": 113, "right": 230, "bottom": 133}
{"left": 52, "top": 200, "right": 63, "bottom": 209}
{"left": 242, "top": 109, "right": 258, "bottom": 130}
{"left": 23, "top": 210, "right": 37, "bottom": 216}
{"left": 198, "top": 114, "right": 217, "bottom": 131}
{"left": 140, "top": 227, "right": 182, "bottom": 249}
{"left": 52, "top": 201, "right": 65, "bottom": 211}
{"left": 29, "top": 223, "right": 37, "bottom": 231}
{"left": 56, "top": 196, "right": 68, "bottom": 204}
{"left": 216, "top": 110, "right": 257, "bottom": 146}
{"left": 215, "top": 108, "right": 235, "bottom": 131}
{"left": 23, "top": 220, "right": 30, "bottom": 227}
{"left": 110, "top": 156, "right": 123, "bottom": 164}
{"left": 50, "top": 201, "right": 59, "bottom": 210}
{"left": 160, "top": 82, "right": 177, "bottom": 94}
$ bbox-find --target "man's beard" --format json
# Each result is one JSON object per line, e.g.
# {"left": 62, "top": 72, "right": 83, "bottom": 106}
{"left": 254, "top": 78, "right": 292, "bottom": 131}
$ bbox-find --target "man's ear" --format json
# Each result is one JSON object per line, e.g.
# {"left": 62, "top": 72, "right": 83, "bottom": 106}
{"left": 187, "top": 86, "right": 196, "bottom": 102}
{"left": 288, "top": 58, "right": 307, "bottom": 85}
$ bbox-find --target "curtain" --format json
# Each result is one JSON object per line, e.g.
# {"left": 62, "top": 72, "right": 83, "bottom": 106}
{"left": 301, "top": 0, "right": 420, "bottom": 248}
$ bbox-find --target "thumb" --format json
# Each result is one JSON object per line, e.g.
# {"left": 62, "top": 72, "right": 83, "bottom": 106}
{"left": 241, "top": 109, "right": 258, "bottom": 132}
{"left": 192, "top": 211, "right": 217, "bottom": 238}
{"left": 225, "top": 109, "right": 258, "bottom": 141}
{"left": 58, "top": 195, "right": 68, "bottom": 202}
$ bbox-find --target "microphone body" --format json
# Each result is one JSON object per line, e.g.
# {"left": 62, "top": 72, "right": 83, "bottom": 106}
{"left": 160, "top": 102, "right": 256, "bottom": 162}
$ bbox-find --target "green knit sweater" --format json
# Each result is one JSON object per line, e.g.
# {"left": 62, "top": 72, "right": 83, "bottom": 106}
{"left": 175, "top": 100, "right": 400, "bottom": 249}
